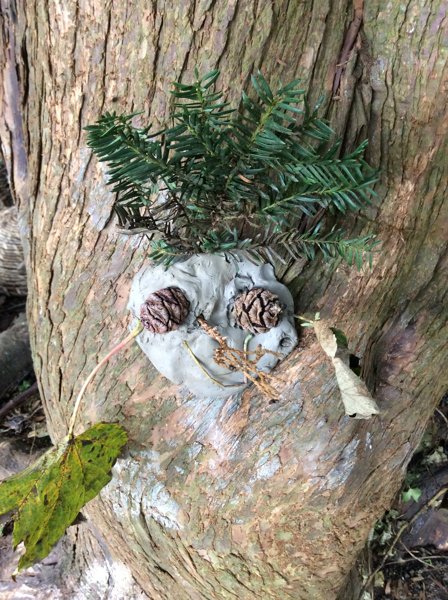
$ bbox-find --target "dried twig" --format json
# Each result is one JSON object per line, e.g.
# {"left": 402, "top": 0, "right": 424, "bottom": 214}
{"left": 385, "top": 553, "right": 448, "bottom": 567}
{"left": 197, "top": 316, "right": 282, "bottom": 399}
{"left": 436, "top": 407, "right": 448, "bottom": 427}
{"left": 0, "top": 382, "right": 38, "bottom": 423}
{"left": 401, "top": 542, "right": 441, "bottom": 570}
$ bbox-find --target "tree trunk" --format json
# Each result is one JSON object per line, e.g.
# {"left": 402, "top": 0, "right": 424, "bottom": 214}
{"left": 1, "top": 1, "right": 447, "bottom": 598}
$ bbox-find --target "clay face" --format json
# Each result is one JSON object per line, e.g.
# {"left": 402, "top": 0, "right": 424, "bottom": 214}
{"left": 128, "top": 255, "right": 298, "bottom": 398}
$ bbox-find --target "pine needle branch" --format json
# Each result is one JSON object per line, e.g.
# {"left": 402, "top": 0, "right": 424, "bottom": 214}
{"left": 86, "top": 70, "right": 379, "bottom": 268}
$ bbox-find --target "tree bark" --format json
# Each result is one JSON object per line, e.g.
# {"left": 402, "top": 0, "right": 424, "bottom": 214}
{"left": 0, "top": 206, "right": 27, "bottom": 296}
{"left": 1, "top": 1, "right": 447, "bottom": 598}
{"left": 0, "top": 161, "right": 13, "bottom": 207}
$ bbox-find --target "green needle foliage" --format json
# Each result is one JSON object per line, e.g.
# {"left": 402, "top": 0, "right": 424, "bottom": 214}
{"left": 0, "top": 423, "right": 127, "bottom": 570}
{"left": 86, "top": 69, "right": 378, "bottom": 268}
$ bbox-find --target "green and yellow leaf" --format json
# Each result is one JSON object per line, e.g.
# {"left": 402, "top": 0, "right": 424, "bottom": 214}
{"left": 0, "top": 422, "right": 127, "bottom": 570}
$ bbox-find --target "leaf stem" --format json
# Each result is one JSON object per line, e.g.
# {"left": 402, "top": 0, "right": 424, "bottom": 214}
{"left": 68, "top": 322, "right": 143, "bottom": 436}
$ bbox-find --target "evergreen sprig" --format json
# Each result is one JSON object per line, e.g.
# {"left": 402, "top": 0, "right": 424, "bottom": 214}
{"left": 86, "top": 69, "right": 378, "bottom": 267}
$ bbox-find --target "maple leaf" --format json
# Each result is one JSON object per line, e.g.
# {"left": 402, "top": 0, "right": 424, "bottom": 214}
{"left": 0, "top": 422, "right": 127, "bottom": 570}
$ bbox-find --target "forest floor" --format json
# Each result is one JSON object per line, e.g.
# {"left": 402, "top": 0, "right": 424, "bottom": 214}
{"left": 362, "top": 394, "right": 448, "bottom": 600}
{"left": 0, "top": 293, "right": 447, "bottom": 600}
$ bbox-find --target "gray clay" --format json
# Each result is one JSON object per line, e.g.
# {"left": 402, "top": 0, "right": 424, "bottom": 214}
{"left": 128, "top": 254, "right": 298, "bottom": 398}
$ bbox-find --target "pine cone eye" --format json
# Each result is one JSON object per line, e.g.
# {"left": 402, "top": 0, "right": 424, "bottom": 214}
{"left": 232, "top": 287, "right": 283, "bottom": 334}
{"left": 140, "top": 287, "right": 190, "bottom": 333}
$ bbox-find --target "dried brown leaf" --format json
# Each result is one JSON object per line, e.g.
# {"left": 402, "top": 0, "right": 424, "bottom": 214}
{"left": 313, "top": 320, "right": 338, "bottom": 358}
{"left": 313, "top": 319, "right": 379, "bottom": 419}
{"left": 333, "top": 358, "right": 379, "bottom": 419}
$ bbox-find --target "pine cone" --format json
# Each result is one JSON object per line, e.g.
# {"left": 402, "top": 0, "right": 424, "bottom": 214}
{"left": 140, "top": 287, "right": 190, "bottom": 333}
{"left": 232, "top": 287, "right": 283, "bottom": 334}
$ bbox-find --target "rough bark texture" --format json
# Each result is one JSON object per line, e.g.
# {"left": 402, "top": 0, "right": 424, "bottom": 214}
{"left": 1, "top": 1, "right": 447, "bottom": 598}
{"left": 0, "top": 206, "right": 27, "bottom": 296}
{"left": 0, "top": 161, "right": 13, "bottom": 207}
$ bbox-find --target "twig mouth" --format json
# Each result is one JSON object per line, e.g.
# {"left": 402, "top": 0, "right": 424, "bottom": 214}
{"left": 196, "top": 316, "right": 283, "bottom": 399}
